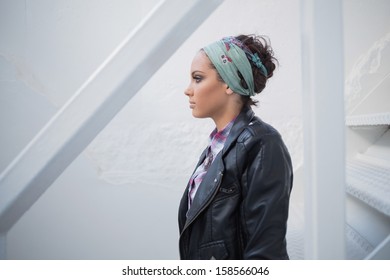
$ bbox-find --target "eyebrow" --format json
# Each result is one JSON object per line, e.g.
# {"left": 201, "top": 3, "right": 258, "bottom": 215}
{"left": 191, "top": 70, "right": 206, "bottom": 75}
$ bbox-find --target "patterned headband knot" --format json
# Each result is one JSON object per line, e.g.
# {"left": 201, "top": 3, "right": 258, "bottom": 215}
{"left": 250, "top": 53, "right": 268, "bottom": 76}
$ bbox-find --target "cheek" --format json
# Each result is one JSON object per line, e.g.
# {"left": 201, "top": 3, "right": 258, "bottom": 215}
{"left": 195, "top": 84, "right": 215, "bottom": 104}
{"left": 194, "top": 83, "right": 225, "bottom": 113}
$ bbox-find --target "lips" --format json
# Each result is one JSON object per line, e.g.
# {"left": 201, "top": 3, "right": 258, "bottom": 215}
{"left": 189, "top": 101, "right": 195, "bottom": 109}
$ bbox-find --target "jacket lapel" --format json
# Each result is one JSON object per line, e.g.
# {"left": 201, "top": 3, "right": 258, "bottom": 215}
{"left": 178, "top": 146, "right": 207, "bottom": 230}
{"left": 184, "top": 153, "right": 224, "bottom": 227}
{"left": 221, "top": 106, "right": 255, "bottom": 156}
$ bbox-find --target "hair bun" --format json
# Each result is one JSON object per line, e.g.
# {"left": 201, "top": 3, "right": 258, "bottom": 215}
{"left": 236, "top": 34, "right": 278, "bottom": 94}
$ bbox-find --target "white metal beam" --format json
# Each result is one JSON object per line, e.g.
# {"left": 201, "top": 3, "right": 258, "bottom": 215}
{"left": 365, "top": 234, "right": 390, "bottom": 260}
{"left": 0, "top": 0, "right": 222, "bottom": 239}
{"left": 301, "top": 0, "right": 346, "bottom": 259}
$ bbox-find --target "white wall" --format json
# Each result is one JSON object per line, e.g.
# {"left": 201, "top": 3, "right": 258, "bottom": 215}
{"left": 343, "top": 0, "right": 390, "bottom": 114}
{"left": 1, "top": 0, "right": 302, "bottom": 259}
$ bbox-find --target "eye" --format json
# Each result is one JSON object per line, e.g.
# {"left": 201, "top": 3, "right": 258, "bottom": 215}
{"left": 193, "top": 75, "right": 203, "bottom": 83}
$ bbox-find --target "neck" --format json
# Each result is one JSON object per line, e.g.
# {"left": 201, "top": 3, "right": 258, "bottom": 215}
{"left": 212, "top": 105, "right": 242, "bottom": 131}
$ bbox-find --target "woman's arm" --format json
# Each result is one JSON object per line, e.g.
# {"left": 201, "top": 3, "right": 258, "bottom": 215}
{"left": 241, "top": 133, "right": 293, "bottom": 259}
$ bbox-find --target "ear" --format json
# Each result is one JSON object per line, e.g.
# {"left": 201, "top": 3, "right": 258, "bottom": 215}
{"left": 225, "top": 85, "right": 234, "bottom": 95}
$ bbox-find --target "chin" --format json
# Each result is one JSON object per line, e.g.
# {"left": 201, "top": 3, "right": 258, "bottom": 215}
{"left": 192, "top": 110, "right": 208, "bottom": 119}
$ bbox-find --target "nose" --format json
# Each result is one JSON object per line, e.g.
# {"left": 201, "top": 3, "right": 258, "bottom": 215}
{"left": 184, "top": 84, "right": 193, "bottom": 97}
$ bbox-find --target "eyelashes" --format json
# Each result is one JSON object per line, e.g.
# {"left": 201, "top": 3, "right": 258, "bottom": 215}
{"left": 192, "top": 75, "right": 203, "bottom": 83}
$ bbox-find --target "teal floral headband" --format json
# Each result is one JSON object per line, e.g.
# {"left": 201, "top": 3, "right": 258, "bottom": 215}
{"left": 203, "top": 36, "right": 268, "bottom": 97}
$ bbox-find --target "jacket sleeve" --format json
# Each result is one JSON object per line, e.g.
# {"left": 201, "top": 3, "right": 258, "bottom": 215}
{"left": 240, "top": 132, "right": 293, "bottom": 259}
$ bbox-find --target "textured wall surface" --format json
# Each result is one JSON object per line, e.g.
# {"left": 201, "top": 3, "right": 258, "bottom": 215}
{"left": 345, "top": 32, "right": 390, "bottom": 114}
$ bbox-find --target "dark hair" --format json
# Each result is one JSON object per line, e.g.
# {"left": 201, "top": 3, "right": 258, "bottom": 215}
{"left": 236, "top": 34, "right": 278, "bottom": 106}
{"left": 206, "top": 34, "right": 278, "bottom": 107}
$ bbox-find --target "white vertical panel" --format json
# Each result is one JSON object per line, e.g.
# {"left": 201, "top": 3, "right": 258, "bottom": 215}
{"left": 301, "top": 0, "right": 346, "bottom": 259}
{"left": 0, "top": 235, "right": 5, "bottom": 259}
{"left": 0, "top": 0, "right": 222, "bottom": 242}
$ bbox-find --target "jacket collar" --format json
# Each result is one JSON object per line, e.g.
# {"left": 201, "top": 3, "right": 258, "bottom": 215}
{"left": 221, "top": 105, "right": 255, "bottom": 156}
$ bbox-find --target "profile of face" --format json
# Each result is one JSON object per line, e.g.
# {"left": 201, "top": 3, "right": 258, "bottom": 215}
{"left": 184, "top": 51, "right": 232, "bottom": 119}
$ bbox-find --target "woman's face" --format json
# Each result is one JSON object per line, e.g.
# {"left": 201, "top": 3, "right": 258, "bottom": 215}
{"left": 185, "top": 51, "right": 229, "bottom": 119}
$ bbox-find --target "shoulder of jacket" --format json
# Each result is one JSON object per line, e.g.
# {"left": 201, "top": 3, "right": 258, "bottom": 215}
{"left": 237, "top": 117, "right": 281, "bottom": 144}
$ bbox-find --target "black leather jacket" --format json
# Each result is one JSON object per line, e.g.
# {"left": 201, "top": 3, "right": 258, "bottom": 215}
{"left": 178, "top": 106, "right": 293, "bottom": 259}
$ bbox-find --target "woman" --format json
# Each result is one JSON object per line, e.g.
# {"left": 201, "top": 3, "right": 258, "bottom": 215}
{"left": 178, "top": 35, "right": 293, "bottom": 259}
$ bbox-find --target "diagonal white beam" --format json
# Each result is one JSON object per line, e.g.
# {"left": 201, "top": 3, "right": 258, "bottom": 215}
{"left": 0, "top": 0, "right": 222, "bottom": 239}
{"left": 301, "top": 0, "right": 346, "bottom": 259}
